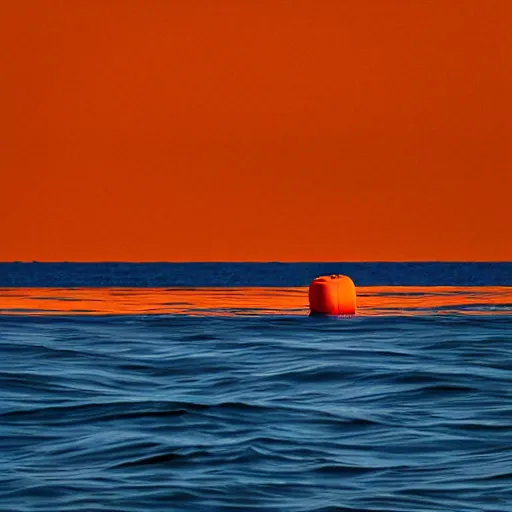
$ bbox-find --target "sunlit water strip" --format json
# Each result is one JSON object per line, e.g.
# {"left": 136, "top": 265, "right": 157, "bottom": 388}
{"left": 0, "top": 287, "right": 510, "bottom": 316}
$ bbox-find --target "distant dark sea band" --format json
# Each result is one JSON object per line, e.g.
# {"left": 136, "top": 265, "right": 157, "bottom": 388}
{"left": 0, "top": 262, "right": 511, "bottom": 287}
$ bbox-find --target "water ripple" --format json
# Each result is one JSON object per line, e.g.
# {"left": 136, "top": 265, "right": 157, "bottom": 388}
{"left": 0, "top": 286, "right": 511, "bottom": 511}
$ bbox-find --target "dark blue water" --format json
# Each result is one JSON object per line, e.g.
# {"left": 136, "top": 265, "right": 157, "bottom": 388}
{"left": 2, "top": 261, "right": 511, "bottom": 287}
{"left": 1, "top": 263, "right": 511, "bottom": 512}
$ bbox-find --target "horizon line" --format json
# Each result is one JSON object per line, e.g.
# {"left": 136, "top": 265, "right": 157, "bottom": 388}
{"left": 1, "top": 261, "right": 511, "bottom": 264}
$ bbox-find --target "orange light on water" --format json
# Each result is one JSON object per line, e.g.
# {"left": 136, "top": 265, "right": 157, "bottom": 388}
{"left": 357, "top": 286, "right": 512, "bottom": 316}
{"left": 0, "top": 287, "right": 510, "bottom": 317}
{"left": 0, "top": 288, "right": 308, "bottom": 316}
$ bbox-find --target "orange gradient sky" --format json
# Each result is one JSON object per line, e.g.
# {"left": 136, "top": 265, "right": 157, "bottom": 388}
{"left": 1, "top": 1, "right": 510, "bottom": 261}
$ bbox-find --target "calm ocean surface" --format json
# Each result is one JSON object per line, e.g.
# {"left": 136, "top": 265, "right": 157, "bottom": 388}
{"left": 1, "top": 262, "right": 511, "bottom": 512}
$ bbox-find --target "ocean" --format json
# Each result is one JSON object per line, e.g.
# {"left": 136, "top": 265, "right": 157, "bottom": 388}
{"left": 0, "top": 262, "right": 511, "bottom": 512}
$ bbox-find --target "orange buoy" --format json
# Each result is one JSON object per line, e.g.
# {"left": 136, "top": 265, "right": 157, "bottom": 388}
{"left": 309, "top": 274, "right": 357, "bottom": 315}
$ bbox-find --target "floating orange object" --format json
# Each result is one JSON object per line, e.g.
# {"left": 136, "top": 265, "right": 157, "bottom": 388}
{"left": 309, "top": 274, "right": 357, "bottom": 315}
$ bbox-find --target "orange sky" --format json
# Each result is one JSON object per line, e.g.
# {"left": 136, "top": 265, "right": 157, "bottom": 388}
{"left": 1, "top": 0, "right": 510, "bottom": 261}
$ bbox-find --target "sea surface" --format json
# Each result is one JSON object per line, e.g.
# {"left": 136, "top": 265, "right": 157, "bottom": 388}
{"left": 0, "top": 262, "right": 511, "bottom": 512}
